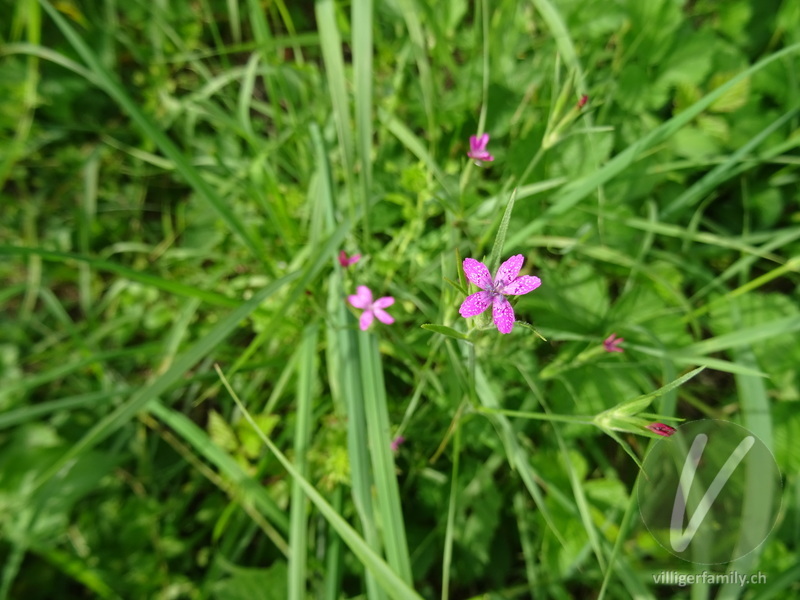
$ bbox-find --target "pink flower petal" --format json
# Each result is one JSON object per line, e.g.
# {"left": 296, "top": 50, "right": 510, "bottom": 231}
{"left": 468, "top": 150, "right": 494, "bottom": 162}
{"left": 374, "top": 308, "right": 394, "bottom": 325}
{"left": 492, "top": 296, "right": 515, "bottom": 334}
{"left": 338, "top": 250, "right": 349, "bottom": 267}
{"left": 475, "top": 133, "right": 489, "bottom": 149}
{"left": 359, "top": 310, "right": 374, "bottom": 331}
{"left": 459, "top": 290, "right": 492, "bottom": 317}
{"left": 373, "top": 296, "right": 395, "bottom": 309}
{"left": 494, "top": 254, "right": 525, "bottom": 286}
{"left": 348, "top": 285, "right": 373, "bottom": 309}
{"left": 500, "top": 275, "right": 541, "bottom": 295}
{"left": 463, "top": 258, "right": 492, "bottom": 289}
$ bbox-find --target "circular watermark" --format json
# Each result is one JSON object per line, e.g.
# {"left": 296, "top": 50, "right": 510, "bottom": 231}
{"left": 638, "top": 420, "right": 782, "bottom": 564}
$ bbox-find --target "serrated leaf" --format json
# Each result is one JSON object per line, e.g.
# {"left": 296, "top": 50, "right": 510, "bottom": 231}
{"left": 709, "top": 72, "right": 750, "bottom": 113}
{"left": 674, "top": 81, "right": 702, "bottom": 113}
{"left": 420, "top": 324, "right": 471, "bottom": 341}
{"left": 208, "top": 410, "right": 238, "bottom": 452}
{"left": 238, "top": 414, "right": 279, "bottom": 459}
{"left": 697, "top": 114, "right": 730, "bottom": 142}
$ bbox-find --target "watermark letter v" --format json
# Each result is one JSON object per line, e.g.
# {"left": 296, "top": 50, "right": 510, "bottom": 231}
{"left": 670, "top": 433, "right": 755, "bottom": 552}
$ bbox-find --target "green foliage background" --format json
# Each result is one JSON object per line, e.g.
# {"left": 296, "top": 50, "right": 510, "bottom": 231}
{"left": 1, "top": 0, "right": 799, "bottom": 598}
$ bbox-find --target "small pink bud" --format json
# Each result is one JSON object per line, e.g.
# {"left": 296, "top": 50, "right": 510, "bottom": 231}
{"left": 603, "top": 333, "right": 624, "bottom": 353}
{"left": 646, "top": 423, "right": 676, "bottom": 437}
{"left": 467, "top": 133, "right": 494, "bottom": 163}
{"left": 338, "top": 251, "right": 361, "bottom": 268}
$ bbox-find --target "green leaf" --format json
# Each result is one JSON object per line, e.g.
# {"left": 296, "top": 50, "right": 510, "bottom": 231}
{"left": 487, "top": 188, "right": 518, "bottom": 273}
{"left": 709, "top": 72, "right": 750, "bottom": 113}
{"left": 208, "top": 410, "right": 238, "bottom": 453}
{"left": 609, "top": 367, "right": 705, "bottom": 417}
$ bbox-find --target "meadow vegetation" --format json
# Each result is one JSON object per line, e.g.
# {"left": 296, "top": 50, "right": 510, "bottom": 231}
{"left": 1, "top": 0, "right": 799, "bottom": 598}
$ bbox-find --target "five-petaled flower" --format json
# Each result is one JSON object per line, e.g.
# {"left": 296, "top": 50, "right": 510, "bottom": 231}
{"left": 338, "top": 250, "right": 361, "bottom": 268}
{"left": 467, "top": 133, "right": 494, "bottom": 163}
{"left": 603, "top": 333, "right": 624, "bottom": 353}
{"left": 459, "top": 255, "right": 541, "bottom": 334}
{"left": 347, "top": 285, "right": 395, "bottom": 331}
{"left": 646, "top": 423, "right": 676, "bottom": 437}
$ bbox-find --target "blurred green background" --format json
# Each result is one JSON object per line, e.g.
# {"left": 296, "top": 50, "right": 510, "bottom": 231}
{"left": 1, "top": 0, "right": 799, "bottom": 598}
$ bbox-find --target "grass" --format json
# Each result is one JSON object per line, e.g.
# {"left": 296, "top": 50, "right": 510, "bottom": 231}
{"left": 1, "top": 0, "right": 799, "bottom": 598}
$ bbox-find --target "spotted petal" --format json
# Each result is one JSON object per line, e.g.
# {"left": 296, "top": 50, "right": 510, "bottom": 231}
{"left": 494, "top": 254, "right": 524, "bottom": 287}
{"left": 459, "top": 290, "right": 492, "bottom": 317}
{"left": 348, "top": 285, "right": 373, "bottom": 309}
{"left": 500, "top": 275, "right": 541, "bottom": 295}
{"left": 492, "top": 296, "right": 515, "bottom": 334}
{"left": 462, "top": 258, "right": 493, "bottom": 289}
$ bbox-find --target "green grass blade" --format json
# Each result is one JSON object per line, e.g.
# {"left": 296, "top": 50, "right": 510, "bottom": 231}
{"left": 474, "top": 364, "right": 569, "bottom": 549}
{"left": 315, "top": 0, "right": 355, "bottom": 215}
{"left": 379, "top": 108, "right": 454, "bottom": 201}
{"left": 394, "top": 0, "right": 436, "bottom": 152}
{"left": 440, "top": 408, "right": 462, "bottom": 600}
{"left": 352, "top": 0, "right": 373, "bottom": 240}
{"left": 662, "top": 105, "right": 799, "bottom": 217}
{"left": 147, "top": 400, "right": 289, "bottom": 543}
{"left": 717, "top": 304, "right": 776, "bottom": 599}
{"left": 288, "top": 325, "right": 318, "bottom": 600}
{"left": 0, "top": 390, "right": 118, "bottom": 431}
{"left": 529, "top": 0, "right": 584, "bottom": 84}
{"left": 358, "top": 330, "right": 413, "bottom": 584}
{"left": 487, "top": 188, "right": 518, "bottom": 272}
{"left": 0, "top": 0, "right": 40, "bottom": 190}
{"left": 507, "top": 42, "right": 800, "bottom": 247}
{"left": 30, "top": 272, "right": 298, "bottom": 492}
{"left": 315, "top": 120, "right": 387, "bottom": 599}
{"left": 683, "top": 316, "right": 800, "bottom": 356}
{"left": 0, "top": 245, "right": 242, "bottom": 308}
{"left": 222, "top": 373, "right": 425, "bottom": 600}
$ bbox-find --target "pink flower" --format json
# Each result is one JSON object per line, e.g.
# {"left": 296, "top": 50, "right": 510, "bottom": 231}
{"left": 390, "top": 436, "right": 405, "bottom": 452}
{"left": 467, "top": 133, "right": 494, "bottom": 163}
{"left": 646, "top": 423, "right": 676, "bottom": 437}
{"left": 338, "top": 250, "right": 361, "bottom": 268}
{"left": 603, "top": 333, "right": 624, "bottom": 353}
{"left": 577, "top": 94, "right": 589, "bottom": 109}
{"left": 458, "top": 255, "right": 541, "bottom": 334}
{"left": 347, "top": 285, "right": 395, "bottom": 331}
